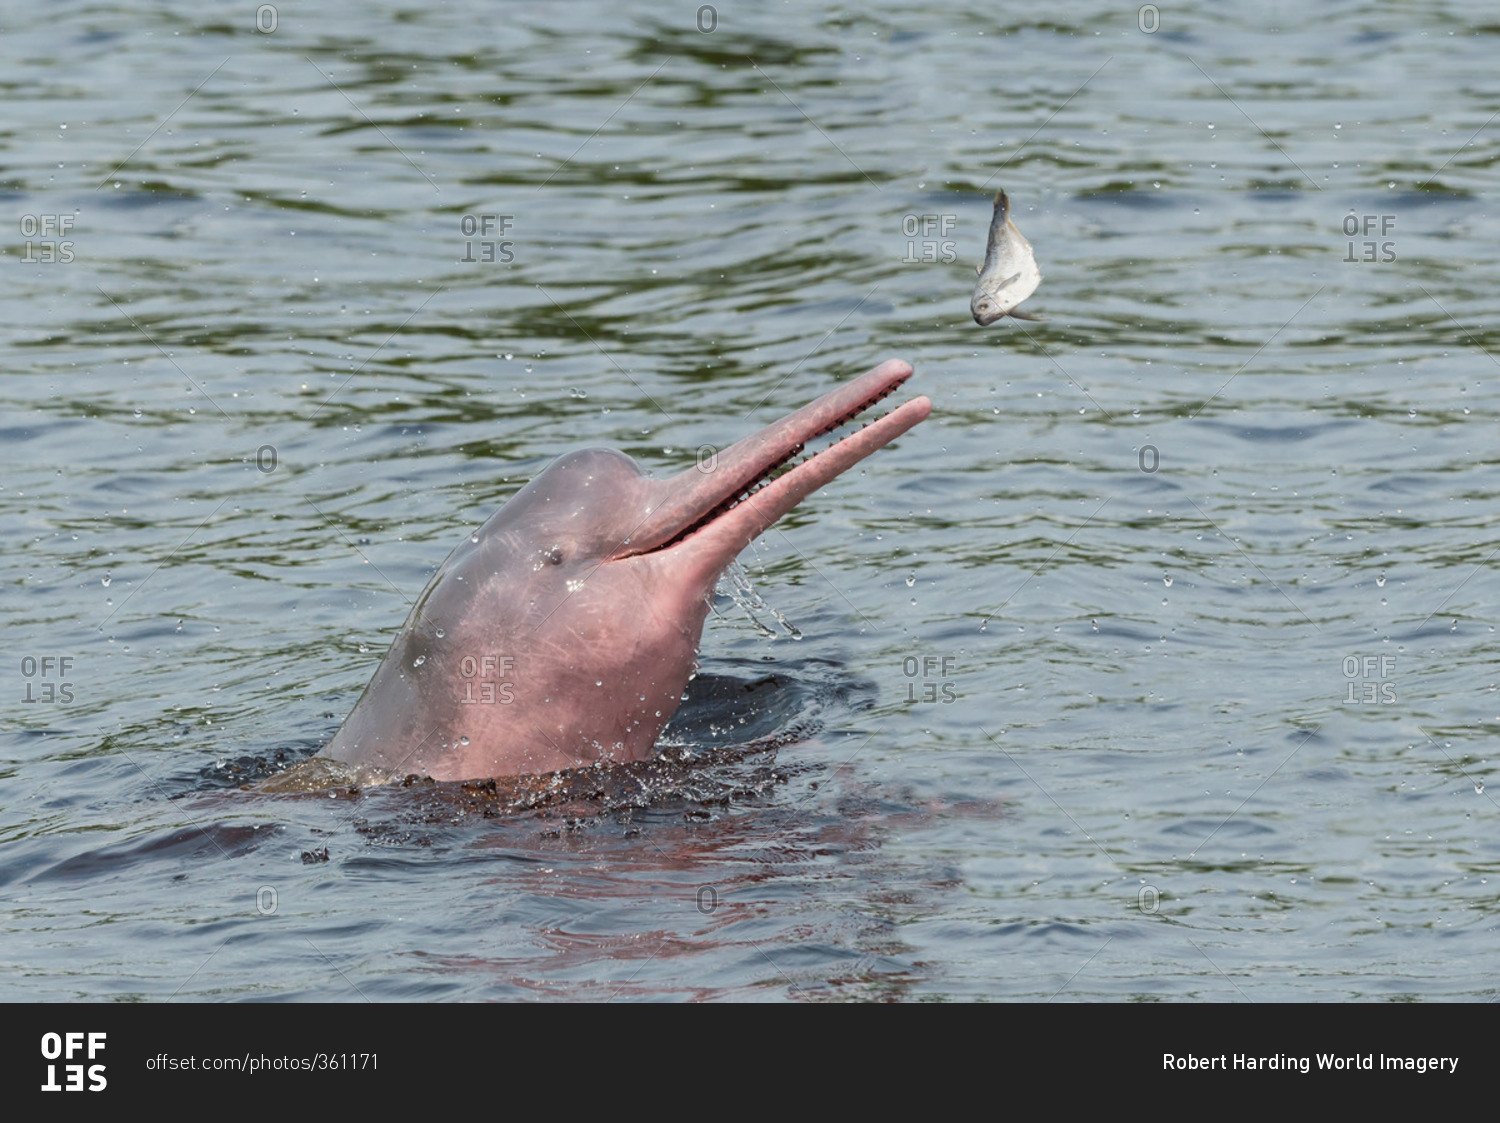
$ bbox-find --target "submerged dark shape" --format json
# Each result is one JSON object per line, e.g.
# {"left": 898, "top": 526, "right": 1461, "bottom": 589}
{"left": 971, "top": 190, "right": 1042, "bottom": 324}
{"left": 319, "top": 359, "right": 931, "bottom": 781}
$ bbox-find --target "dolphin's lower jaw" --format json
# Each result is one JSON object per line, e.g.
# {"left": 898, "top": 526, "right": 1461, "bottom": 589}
{"left": 321, "top": 359, "right": 930, "bottom": 781}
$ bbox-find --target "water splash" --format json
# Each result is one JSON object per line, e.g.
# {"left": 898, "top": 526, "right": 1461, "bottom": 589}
{"left": 715, "top": 559, "right": 802, "bottom": 639}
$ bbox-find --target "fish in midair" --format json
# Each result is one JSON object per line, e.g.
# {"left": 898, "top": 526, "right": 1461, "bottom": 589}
{"left": 970, "top": 190, "right": 1042, "bottom": 324}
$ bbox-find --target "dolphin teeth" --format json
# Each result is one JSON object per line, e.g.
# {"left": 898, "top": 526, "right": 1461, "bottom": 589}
{"left": 637, "top": 374, "right": 909, "bottom": 555}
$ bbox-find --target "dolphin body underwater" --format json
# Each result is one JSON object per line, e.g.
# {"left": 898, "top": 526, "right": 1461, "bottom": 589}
{"left": 318, "top": 359, "right": 931, "bottom": 781}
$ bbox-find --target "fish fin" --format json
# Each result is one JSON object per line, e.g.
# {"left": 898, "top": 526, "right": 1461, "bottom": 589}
{"left": 1007, "top": 308, "right": 1046, "bottom": 322}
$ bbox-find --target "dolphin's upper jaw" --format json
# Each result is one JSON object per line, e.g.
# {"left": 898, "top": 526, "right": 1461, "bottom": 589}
{"left": 614, "top": 359, "right": 929, "bottom": 569}
{"left": 623, "top": 396, "right": 880, "bottom": 556}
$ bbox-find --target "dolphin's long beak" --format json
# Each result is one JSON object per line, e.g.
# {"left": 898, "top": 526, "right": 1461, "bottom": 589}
{"left": 622, "top": 359, "right": 931, "bottom": 565}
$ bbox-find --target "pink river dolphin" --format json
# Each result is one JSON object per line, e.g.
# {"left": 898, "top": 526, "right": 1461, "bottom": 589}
{"left": 319, "top": 358, "right": 931, "bottom": 780}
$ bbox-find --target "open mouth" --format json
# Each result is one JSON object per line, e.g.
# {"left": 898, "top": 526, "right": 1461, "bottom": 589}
{"left": 621, "top": 359, "right": 931, "bottom": 560}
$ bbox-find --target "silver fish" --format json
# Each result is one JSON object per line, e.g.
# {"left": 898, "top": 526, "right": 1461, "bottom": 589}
{"left": 970, "top": 190, "right": 1042, "bottom": 325}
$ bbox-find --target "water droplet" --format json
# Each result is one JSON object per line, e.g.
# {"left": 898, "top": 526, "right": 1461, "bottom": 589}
{"left": 905, "top": 573, "right": 916, "bottom": 587}
{"left": 413, "top": 655, "right": 426, "bottom": 667}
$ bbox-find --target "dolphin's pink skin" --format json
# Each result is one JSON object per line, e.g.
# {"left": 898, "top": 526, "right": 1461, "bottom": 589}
{"left": 320, "top": 358, "right": 931, "bottom": 780}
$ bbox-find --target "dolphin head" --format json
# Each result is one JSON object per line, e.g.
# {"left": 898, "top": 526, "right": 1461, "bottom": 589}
{"left": 321, "top": 358, "right": 931, "bottom": 780}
